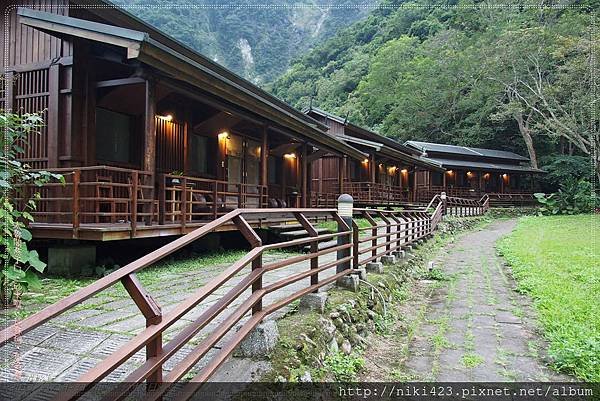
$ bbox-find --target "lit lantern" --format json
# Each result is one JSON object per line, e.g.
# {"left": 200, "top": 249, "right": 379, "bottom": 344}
{"left": 284, "top": 153, "right": 297, "bottom": 159}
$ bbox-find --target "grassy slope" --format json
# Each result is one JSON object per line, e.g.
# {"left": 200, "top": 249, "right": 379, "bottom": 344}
{"left": 497, "top": 214, "right": 600, "bottom": 382}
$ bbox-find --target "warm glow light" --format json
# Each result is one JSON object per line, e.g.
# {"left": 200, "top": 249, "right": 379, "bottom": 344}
{"left": 447, "top": 170, "right": 453, "bottom": 174}
{"left": 362, "top": 158, "right": 369, "bottom": 164}
{"left": 388, "top": 166, "right": 397, "bottom": 174}
{"left": 400, "top": 169, "right": 408, "bottom": 174}
{"left": 158, "top": 114, "right": 173, "bottom": 121}
{"left": 218, "top": 131, "right": 229, "bottom": 140}
{"left": 284, "top": 153, "right": 296, "bottom": 159}
{"left": 502, "top": 173, "right": 508, "bottom": 178}
{"left": 484, "top": 173, "right": 490, "bottom": 180}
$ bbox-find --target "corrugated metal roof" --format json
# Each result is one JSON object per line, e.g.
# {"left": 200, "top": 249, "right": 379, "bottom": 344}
{"left": 425, "top": 157, "right": 545, "bottom": 173}
{"left": 405, "top": 141, "right": 530, "bottom": 161}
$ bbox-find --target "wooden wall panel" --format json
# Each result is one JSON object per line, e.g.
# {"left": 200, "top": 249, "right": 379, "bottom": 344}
{"left": 156, "top": 118, "right": 185, "bottom": 173}
{"left": 1, "top": 0, "right": 71, "bottom": 71}
{"left": 14, "top": 68, "right": 50, "bottom": 169}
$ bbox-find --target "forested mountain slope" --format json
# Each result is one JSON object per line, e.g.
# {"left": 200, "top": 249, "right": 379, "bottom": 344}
{"left": 111, "top": 0, "right": 371, "bottom": 84}
{"left": 271, "top": 0, "right": 598, "bottom": 176}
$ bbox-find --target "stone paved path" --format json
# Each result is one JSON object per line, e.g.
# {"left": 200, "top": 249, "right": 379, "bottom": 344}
{"left": 1, "top": 221, "right": 397, "bottom": 396}
{"left": 0, "top": 249, "right": 340, "bottom": 388}
{"left": 404, "top": 219, "right": 570, "bottom": 381}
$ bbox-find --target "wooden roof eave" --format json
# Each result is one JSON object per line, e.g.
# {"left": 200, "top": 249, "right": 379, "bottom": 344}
{"left": 16, "top": 8, "right": 366, "bottom": 162}
{"left": 137, "top": 40, "right": 365, "bottom": 161}
{"left": 379, "top": 147, "right": 445, "bottom": 172}
{"left": 72, "top": 0, "right": 330, "bottom": 132}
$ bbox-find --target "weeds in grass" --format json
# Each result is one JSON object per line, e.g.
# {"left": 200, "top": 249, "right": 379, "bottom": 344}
{"left": 462, "top": 352, "right": 484, "bottom": 368}
{"left": 321, "top": 351, "right": 365, "bottom": 381}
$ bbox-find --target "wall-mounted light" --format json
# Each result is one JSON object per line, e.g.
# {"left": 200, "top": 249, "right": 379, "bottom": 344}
{"left": 218, "top": 131, "right": 230, "bottom": 141}
{"left": 157, "top": 114, "right": 173, "bottom": 121}
{"left": 400, "top": 168, "right": 408, "bottom": 174}
{"left": 502, "top": 173, "right": 508, "bottom": 178}
{"left": 362, "top": 158, "right": 369, "bottom": 164}
{"left": 484, "top": 173, "right": 490, "bottom": 180}
{"left": 284, "top": 153, "right": 297, "bottom": 159}
{"left": 447, "top": 170, "right": 453, "bottom": 174}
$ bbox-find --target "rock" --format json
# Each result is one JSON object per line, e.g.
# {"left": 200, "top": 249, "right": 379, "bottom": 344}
{"left": 367, "top": 310, "right": 376, "bottom": 320}
{"left": 328, "top": 338, "right": 339, "bottom": 354}
{"left": 329, "top": 312, "right": 340, "bottom": 320}
{"left": 299, "top": 292, "right": 328, "bottom": 314}
{"left": 366, "top": 261, "right": 384, "bottom": 274}
{"left": 234, "top": 320, "right": 279, "bottom": 358}
{"left": 299, "top": 371, "right": 312, "bottom": 382}
{"left": 381, "top": 255, "right": 396, "bottom": 264}
{"left": 275, "top": 375, "right": 287, "bottom": 382}
{"left": 319, "top": 318, "right": 336, "bottom": 339}
{"left": 341, "top": 339, "right": 352, "bottom": 355}
{"left": 336, "top": 275, "right": 359, "bottom": 292}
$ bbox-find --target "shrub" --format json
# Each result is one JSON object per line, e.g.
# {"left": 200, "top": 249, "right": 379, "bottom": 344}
{"left": 534, "top": 179, "right": 597, "bottom": 215}
{"left": 1, "top": 111, "right": 63, "bottom": 306}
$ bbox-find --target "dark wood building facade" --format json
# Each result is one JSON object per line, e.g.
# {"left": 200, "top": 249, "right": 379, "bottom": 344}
{"left": 2, "top": 1, "right": 365, "bottom": 241}
{"left": 404, "top": 141, "right": 544, "bottom": 203}
{"left": 306, "top": 108, "right": 444, "bottom": 206}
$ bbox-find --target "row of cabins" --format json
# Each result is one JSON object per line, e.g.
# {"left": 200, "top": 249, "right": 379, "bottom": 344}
{"left": 3, "top": 1, "right": 543, "bottom": 243}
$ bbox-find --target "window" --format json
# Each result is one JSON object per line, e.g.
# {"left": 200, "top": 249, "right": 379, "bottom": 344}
{"left": 268, "top": 156, "right": 281, "bottom": 184}
{"left": 189, "top": 135, "right": 217, "bottom": 174}
{"left": 95, "top": 108, "right": 132, "bottom": 164}
{"left": 432, "top": 172, "right": 443, "bottom": 186}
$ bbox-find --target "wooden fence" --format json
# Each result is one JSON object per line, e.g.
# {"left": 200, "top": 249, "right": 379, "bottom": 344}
{"left": 0, "top": 194, "right": 487, "bottom": 401}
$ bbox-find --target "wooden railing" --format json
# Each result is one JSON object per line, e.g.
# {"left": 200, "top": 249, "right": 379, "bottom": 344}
{"left": 0, "top": 208, "right": 351, "bottom": 401}
{"left": 444, "top": 195, "right": 488, "bottom": 217}
{"left": 14, "top": 165, "right": 155, "bottom": 234}
{"left": 159, "top": 173, "right": 268, "bottom": 225}
{"left": 352, "top": 208, "right": 432, "bottom": 268}
{"left": 417, "top": 186, "right": 535, "bottom": 206}
{"left": 0, "top": 195, "right": 488, "bottom": 400}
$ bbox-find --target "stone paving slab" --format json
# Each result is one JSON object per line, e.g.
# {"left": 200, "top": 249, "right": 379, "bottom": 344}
{"left": 403, "top": 219, "right": 571, "bottom": 382}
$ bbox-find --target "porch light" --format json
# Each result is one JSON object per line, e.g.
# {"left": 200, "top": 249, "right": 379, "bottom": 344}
{"left": 388, "top": 166, "right": 397, "bottom": 174}
{"left": 218, "top": 131, "right": 230, "bottom": 140}
{"left": 400, "top": 168, "right": 408, "bottom": 174}
{"left": 362, "top": 158, "right": 369, "bottom": 164}
{"left": 284, "top": 153, "right": 296, "bottom": 159}
{"left": 502, "top": 173, "right": 508, "bottom": 178}
{"left": 447, "top": 170, "right": 453, "bottom": 174}
{"left": 484, "top": 173, "right": 490, "bottom": 180}
{"left": 158, "top": 114, "right": 173, "bottom": 121}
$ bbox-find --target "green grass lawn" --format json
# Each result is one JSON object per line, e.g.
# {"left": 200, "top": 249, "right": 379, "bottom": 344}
{"left": 498, "top": 214, "right": 600, "bottom": 381}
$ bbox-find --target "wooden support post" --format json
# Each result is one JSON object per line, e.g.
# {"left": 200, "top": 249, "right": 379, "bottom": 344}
{"left": 378, "top": 212, "right": 391, "bottom": 252}
{"left": 260, "top": 126, "right": 268, "bottom": 204}
{"left": 47, "top": 64, "right": 60, "bottom": 167}
{"left": 301, "top": 144, "right": 308, "bottom": 208}
{"left": 363, "top": 211, "right": 378, "bottom": 259}
{"left": 181, "top": 177, "right": 188, "bottom": 230}
{"left": 131, "top": 171, "right": 138, "bottom": 238}
{"left": 233, "top": 215, "right": 263, "bottom": 313}
{"left": 294, "top": 213, "right": 319, "bottom": 288}
{"left": 158, "top": 175, "right": 165, "bottom": 225}
{"left": 121, "top": 273, "right": 162, "bottom": 384}
{"left": 143, "top": 80, "right": 157, "bottom": 225}
{"left": 72, "top": 170, "right": 80, "bottom": 239}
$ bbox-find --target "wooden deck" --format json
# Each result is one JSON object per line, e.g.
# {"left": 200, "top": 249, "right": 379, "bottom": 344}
{"left": 28, "top": 217, "right": 296, "bottom": 241}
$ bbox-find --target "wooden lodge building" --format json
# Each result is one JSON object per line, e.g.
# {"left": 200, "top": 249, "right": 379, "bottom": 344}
{"left": 2, "top": 1, "right": 369, "bottom": 241}
{"left": 404, "top": 141, "right": 544, "bottom": 203}
{"left": 305, "top": 108, "right": 444, "bottom": 207}
{"left": 3, "top": 1, "right": 544, "bottom": 249}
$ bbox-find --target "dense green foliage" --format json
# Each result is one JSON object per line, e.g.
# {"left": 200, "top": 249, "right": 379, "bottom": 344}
{"left": 498, "top": 215, "right": 600, "bottom": 381}
{"left": 112, "top": 0, "right": 369, "bottom": 84}
{"left": 534, "top": 179, "right": 597, "bottom": 215}
{"left": 271, "top": 1, "right": 598, "bottom": 178}
{"left": 1, "top": 112, "right": 63, "bottom": 305}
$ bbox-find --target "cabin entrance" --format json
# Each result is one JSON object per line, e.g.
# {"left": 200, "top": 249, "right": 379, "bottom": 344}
{"left": 226, "top": 134, "right": 261, "bottom": 208}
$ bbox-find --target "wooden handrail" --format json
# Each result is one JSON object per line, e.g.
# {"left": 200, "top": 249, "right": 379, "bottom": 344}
{"left": 2, "top": 194, "right": 488, "bottom": 401}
